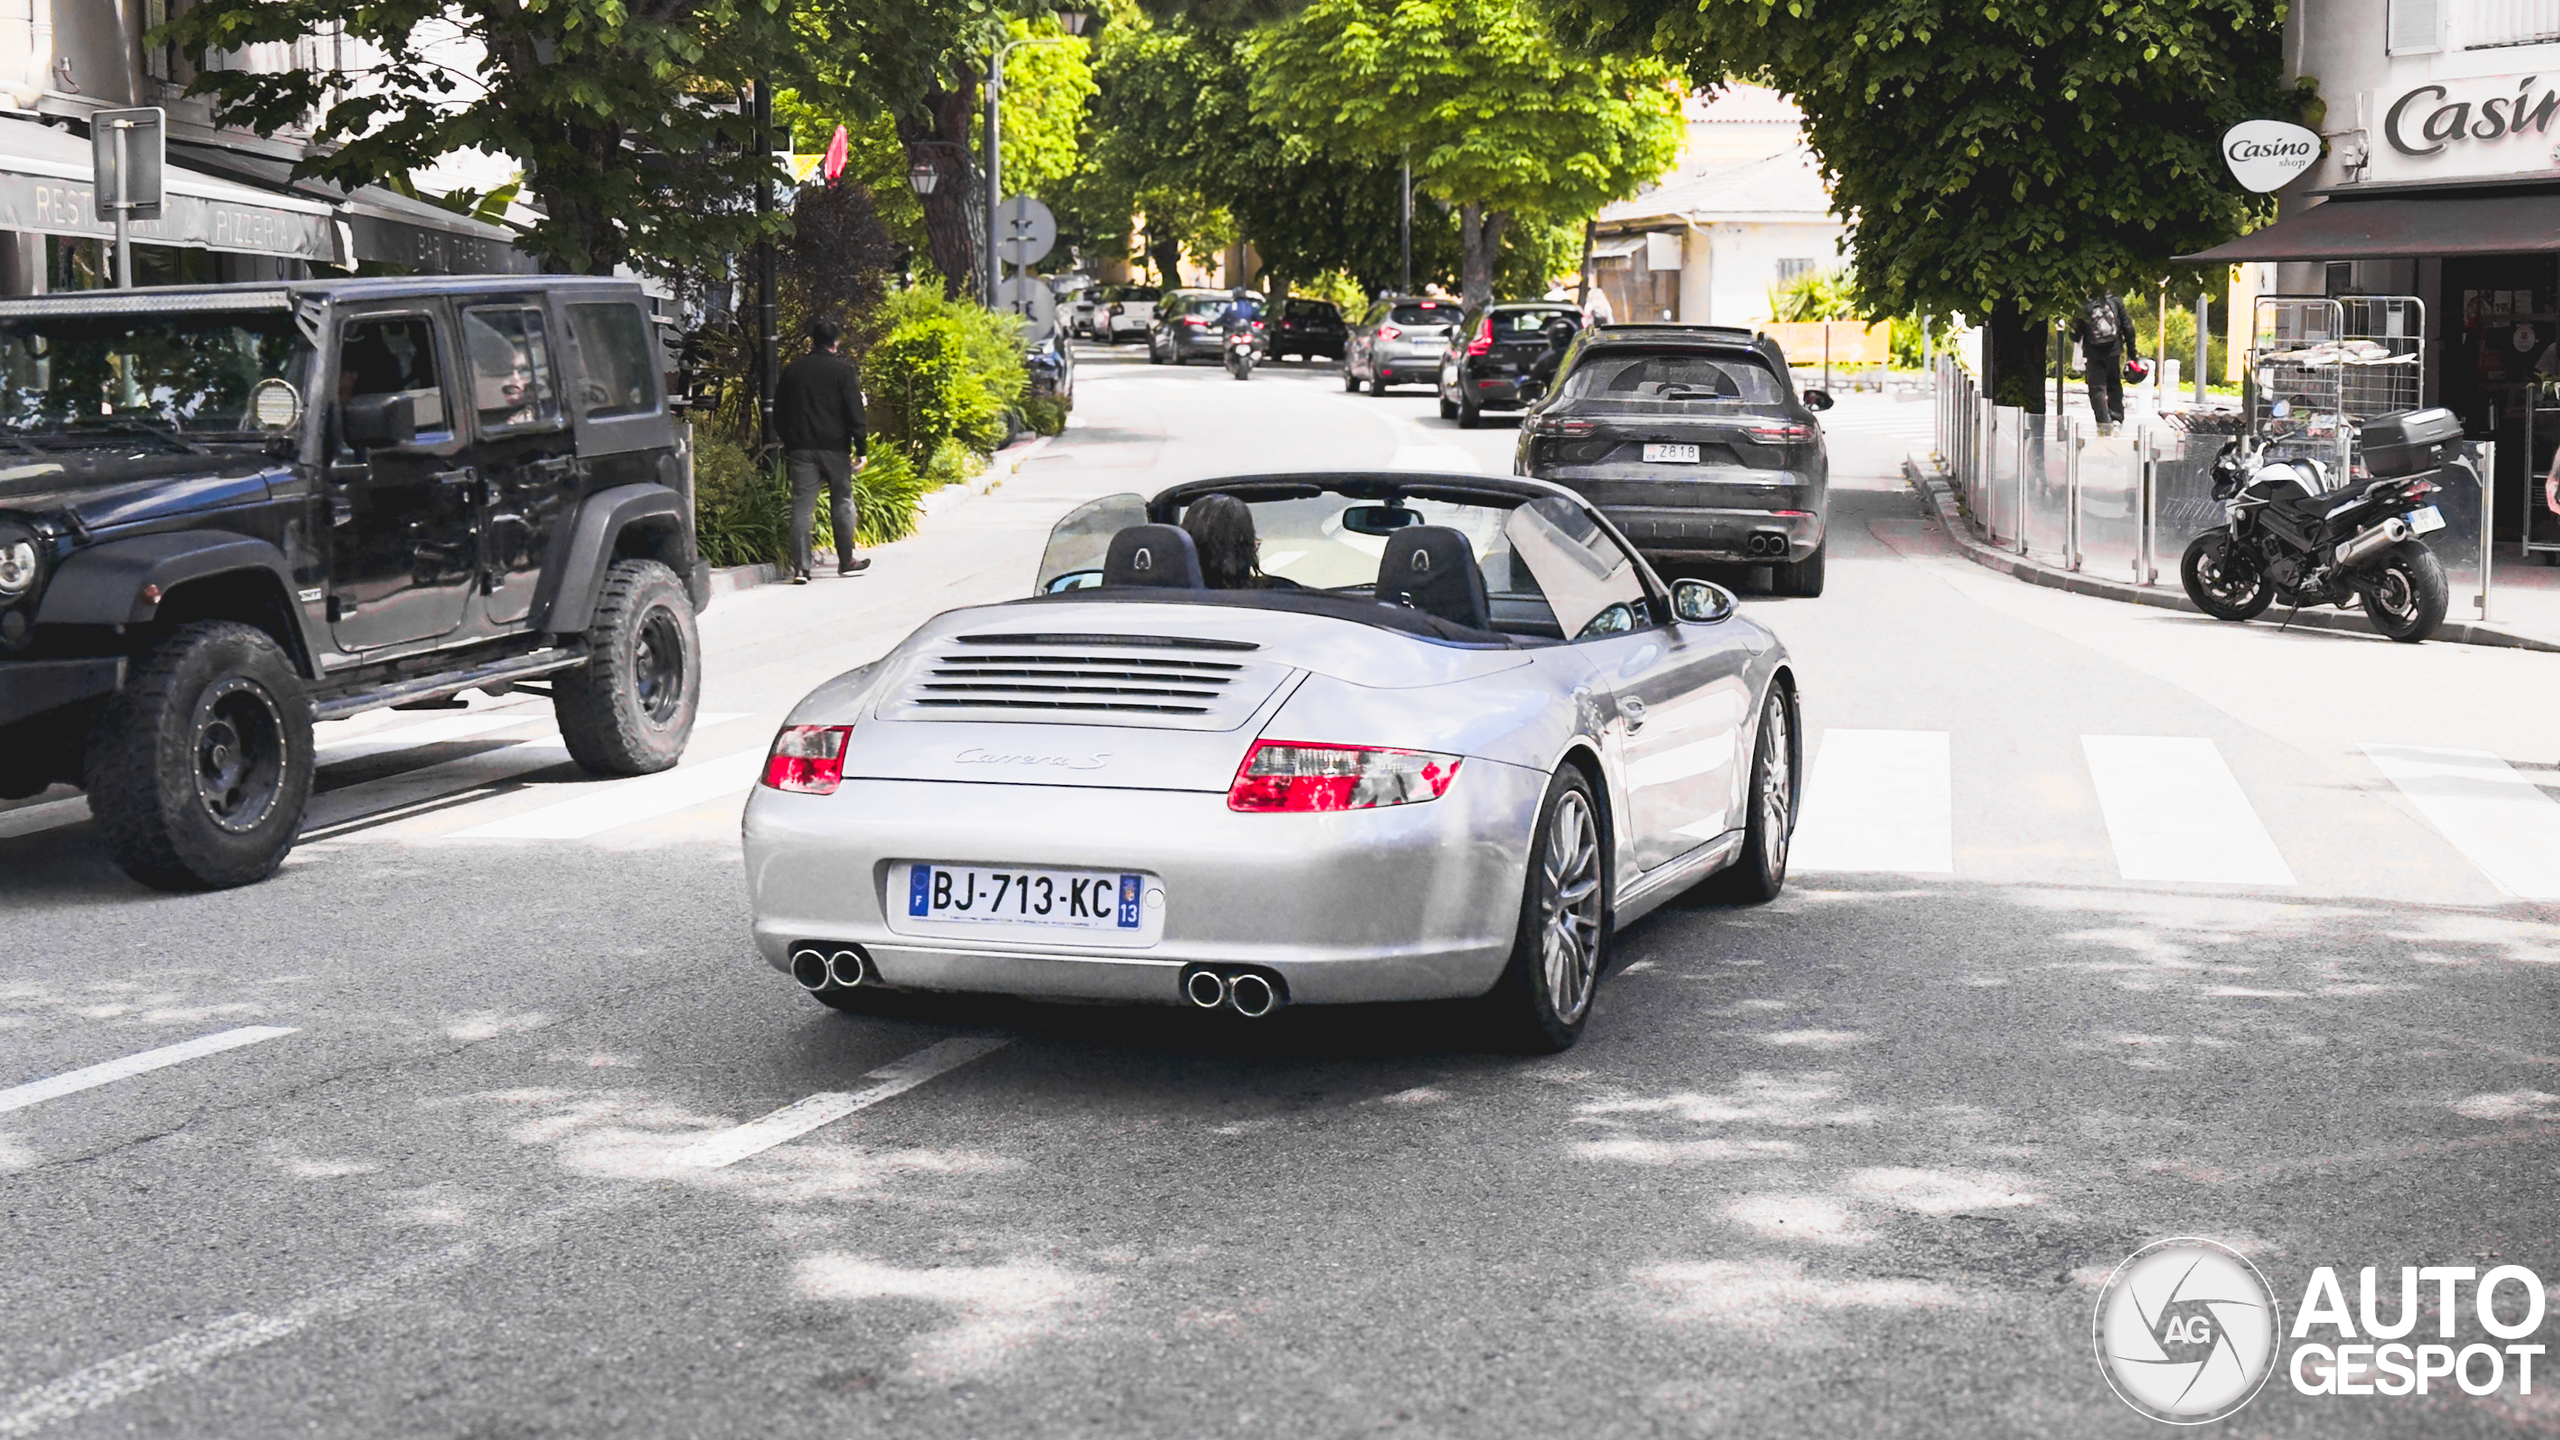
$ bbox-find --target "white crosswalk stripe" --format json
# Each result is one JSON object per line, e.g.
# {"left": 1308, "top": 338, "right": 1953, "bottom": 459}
{"left": 2081, "top": 736, "right": 2295, "bottom": 885}
{"left": 1790, "top": 729, "right": 1953, "bottom": 874}
{"left": 2362, "top": 744, "right": 2560, "bottom": 900}
{"left": 447, "top": 749, "right": 764, "bottom": 840}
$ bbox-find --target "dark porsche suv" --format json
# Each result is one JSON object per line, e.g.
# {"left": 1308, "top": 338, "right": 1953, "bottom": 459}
{"left": 0, "top": 276, "right": 708, "bottom": 890}
{"left": 1438, "top": 300, "right": 1583, "bottom": 427}
{"left": 1514, "top": 324, "right": 1833, "bottom": 596}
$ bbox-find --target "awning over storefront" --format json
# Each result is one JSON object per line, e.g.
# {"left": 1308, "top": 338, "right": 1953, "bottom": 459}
{"left": 0, "top": 116, "right": 339, "bottom": 264}
{"left": 170, "top": 142, "right": 535, "bottom": 276}
{"left": 2181, "top": 189, "right": 2560, "bottom": 262}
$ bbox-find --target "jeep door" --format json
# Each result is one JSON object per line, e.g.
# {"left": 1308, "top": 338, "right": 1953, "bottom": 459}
{"left": 555, "top": 293, "right": 682, "bottom": 590}
{"left": 453, "top": 301, "right": 577, "bottom": 627}
{"left": 326, "top": 308, "right": 477, "bottom": 651}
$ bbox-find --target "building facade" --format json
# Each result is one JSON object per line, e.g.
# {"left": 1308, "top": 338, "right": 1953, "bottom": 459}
{"left": 0, "top": 0, "right": 525, "bottom": 294}
{"left": 2196, "top": 0, "right": 2560, "bottom": 548}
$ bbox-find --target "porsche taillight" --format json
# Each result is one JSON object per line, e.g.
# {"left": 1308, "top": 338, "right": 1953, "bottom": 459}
{"left": 1227, "top": 740, "right": 1461, "bottom": 813}
{"left": 1466, "top": 318, "right": 1493, "bottom": 357}
{"left": 1745, "top": 421, "right": 1815, "bottom": 443}
{"left": 762, "top": 725, "right": 853, "bottom": 794}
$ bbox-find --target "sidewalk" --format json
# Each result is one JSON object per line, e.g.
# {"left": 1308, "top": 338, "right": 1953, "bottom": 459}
{"left": 1900, "top": 450, "right": 2560, "bottom": 654}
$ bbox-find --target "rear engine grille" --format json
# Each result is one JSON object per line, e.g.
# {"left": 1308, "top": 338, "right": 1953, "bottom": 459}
{"left": 913, "top": 651, "right": 1242, "bottom": 715}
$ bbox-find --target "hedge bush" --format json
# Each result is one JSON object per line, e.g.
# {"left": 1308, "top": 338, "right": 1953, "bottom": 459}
{"left": 865, "top": 285, "right": 1028, "bottom": 460}
{"left": 692, "top": 427, "right": 935, "bottom": 568}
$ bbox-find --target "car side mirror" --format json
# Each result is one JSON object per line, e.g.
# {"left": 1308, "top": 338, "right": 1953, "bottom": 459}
{"left": 1672, "top": 577, "right": 1737, "bottom": 624}
{"left": 341, "top": 392, "right": 416, "bottom": 450}
{"left": 1802, "top": 389, "right": 1834, "bottom": 411}
{"left": 1515, "top": 380, "right": 1548, "bottom": 406}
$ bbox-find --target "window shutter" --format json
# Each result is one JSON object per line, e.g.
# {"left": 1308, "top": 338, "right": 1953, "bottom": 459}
{"left": 2388, "top": 0, "right": 2442, "bottom": 54}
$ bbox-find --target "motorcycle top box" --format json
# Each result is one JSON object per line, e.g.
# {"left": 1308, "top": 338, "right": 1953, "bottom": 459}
{"left": 2360, "top": 407, "right": 2464, "bottom": 478}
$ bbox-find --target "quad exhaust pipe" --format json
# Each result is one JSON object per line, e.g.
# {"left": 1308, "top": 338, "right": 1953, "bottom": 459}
{"left": 1743, "top": 532, "right": 1789, "bottom": 558}
{"left": 791, "top": 943, "right": 871, "bottom": 992}
{"left": 2334, "top": 516, "right": 2412, "bottom": 568}
{"left": 1182, "top": 965, "right": 1286, "bottom": 1018}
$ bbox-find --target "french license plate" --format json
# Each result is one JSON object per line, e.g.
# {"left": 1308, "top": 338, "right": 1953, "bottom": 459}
{"left": 1643, "top": 443, "right": 1701, "bottom": 464}
{"left": 2406, "top": 504, "right": 2446, "bottom": 535}
{"left": 895, "top": 862, "right": 1151, "bottom": 936}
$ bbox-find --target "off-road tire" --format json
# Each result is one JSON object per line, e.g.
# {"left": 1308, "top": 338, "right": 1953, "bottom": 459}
{"left": 1772, "top": 540, "right": 1826, "bottom": 597}
{"left": 1707, "top": 684, "right": 1797, "bottom": 904}
{"left": 555, "top": 558, "right": 700, "bottom": 776}
{"left": 85, "top": 621, "right": 313, "bottom": 891}
{"left": 1486, "top": 766, "right": 1608, "bottom": 1052}
{"left": 2181, "top": 531, "right": 2274, "bottom": 621}
{"left": 2360, "top": 540, "right": 2448, "bottom": 643}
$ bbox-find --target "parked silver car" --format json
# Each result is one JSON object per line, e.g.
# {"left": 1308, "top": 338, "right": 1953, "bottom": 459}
{"left": 1100, "top": 285, "right": 1160, "bottom": 343}
{"left": 741, "top": 472, "right": 1803, "bottom": 1050}
{"left": 1343, "top": 296, "right": 1462, "bottom": 395}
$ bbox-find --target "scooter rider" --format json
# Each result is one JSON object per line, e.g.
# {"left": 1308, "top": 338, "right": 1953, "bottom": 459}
{"left": 1221, "top": 286, "right": 1261, "bottom": 343}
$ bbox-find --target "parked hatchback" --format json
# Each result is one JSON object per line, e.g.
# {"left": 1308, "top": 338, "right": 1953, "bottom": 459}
{"left": 1100, "top": 285, "right": 1160, "bottom": 342}
{"left": 1515, "top": 324, "right": 1833, "bottom": 596}
{"left": 1343, "top": 296, "right": 1461, "bottom": 395}
{"left": 1439, "top": 301, "right": 1584, "bottom": 427}
{"left": 1270, "top": 298, "right": 1347, "bottom": 361}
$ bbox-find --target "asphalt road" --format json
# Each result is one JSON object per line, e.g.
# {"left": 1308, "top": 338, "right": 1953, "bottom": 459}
{"left": 6, "top": 342, "right": 2560, "bottom": 1438}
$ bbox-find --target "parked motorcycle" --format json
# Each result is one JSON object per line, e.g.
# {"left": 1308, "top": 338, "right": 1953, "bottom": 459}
{"left": 2180, "top": 407, "right": 2462, "bottom": 644}
{"left": 1224, "top": 325, "right": 1257, "bottom": 381}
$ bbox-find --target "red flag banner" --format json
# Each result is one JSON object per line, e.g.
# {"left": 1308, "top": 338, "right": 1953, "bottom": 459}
{"left": 821, "top": 125, "right": 850, "bottom": 185}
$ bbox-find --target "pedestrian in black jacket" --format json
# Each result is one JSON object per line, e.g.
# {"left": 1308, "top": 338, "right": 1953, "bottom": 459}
{"left": 2070, "top": 292, "right": 2142, "bottom": 433}
{"left": 774, "top": 318, "right": 871, "bottom": 581}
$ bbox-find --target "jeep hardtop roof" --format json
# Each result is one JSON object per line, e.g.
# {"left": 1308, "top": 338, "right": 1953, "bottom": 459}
{"left": 0, "top": 275, "right": 645, "bottom": 321}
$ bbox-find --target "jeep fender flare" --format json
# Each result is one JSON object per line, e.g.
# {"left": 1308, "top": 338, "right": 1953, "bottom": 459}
{"left": 539, "top": 483, "right": 691, "bottom": 635}
{"left": 37, "top": 530, "right": 298, "bottom": 629}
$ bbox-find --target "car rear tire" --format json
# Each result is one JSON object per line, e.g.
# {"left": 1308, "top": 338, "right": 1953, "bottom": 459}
{"left": 1368, "top": 371, "right": 1388, "bottom": 397}
{"left": 1772, "top": 539, "right": 1826, "bottom": 597}
{"left": 1439, "top": 392, "right": 1457, "bottom": 420}
{"left": 1706, "top": 685, "right": 1796, "bottom": 904}
{"left": 1343, "top": 368, "right": 1360, "bottom": 392}
{"left": 1458, "top": 399, "right": 1483, "bottom": 429}
{"left": 86, "top": 621, "right": 314, "bottom": 891}
{"left": 555, "top": 558, "right": 700, "bottom": 777}
{"left": 1487, "top": 766, "right": 1608, "bottom": 1052}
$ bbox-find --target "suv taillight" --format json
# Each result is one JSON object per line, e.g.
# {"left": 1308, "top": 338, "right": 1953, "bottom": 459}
{"left": 1527, "top": 415, "right": 1595, "bottom": 437}
{"left": 762, "top": 725, "right": 852, "bottom": 794}
{"left": 1466, "top": 317, "right": 1493, "bottom": 357}
{"left": 1745, "top": 421, "right": 1814, "bottom": 443}
{"left": 1376, "top": 323, "right": 1403, "bottom": 342}
{"left": 1227, "top": 740, "right": 1461, "bottom": 813}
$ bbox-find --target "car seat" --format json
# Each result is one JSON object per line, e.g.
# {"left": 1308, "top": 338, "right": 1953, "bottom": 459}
{"left": 1375, "top": 525, "right": 1490, "bottom": 631}
{"left": 1103, "top": 524, "right": 1205, "bottom": 588}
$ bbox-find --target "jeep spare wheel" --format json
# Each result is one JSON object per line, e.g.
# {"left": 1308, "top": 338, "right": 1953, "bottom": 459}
{"left": 85, "top": 621, "right": 316, "bottom": 891}
{"left": 554, "top": 558, "right": 701, "bottom": 775}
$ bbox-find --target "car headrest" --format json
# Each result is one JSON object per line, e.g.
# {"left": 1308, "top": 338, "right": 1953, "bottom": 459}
{"left": 1103, "top": 524, "right": 1204, "bottom": 588}
{"left": 1375, "top": 525, "right": 1489, "bottom": 632}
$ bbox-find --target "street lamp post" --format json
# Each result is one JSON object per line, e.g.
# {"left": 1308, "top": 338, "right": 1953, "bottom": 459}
{"left": 986, "top": 12, "right": 1091, "bottom": 302}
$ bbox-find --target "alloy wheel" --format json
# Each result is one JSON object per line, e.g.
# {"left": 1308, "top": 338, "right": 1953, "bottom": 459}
{"left": 632, "top": 605, "right": 688, "bottom": 725}
{"left": 2197, "top": 541, "right": 2261, "bottom": 607}
{"left": 193, "top": 677, "right": 287, "bottom": 834}
{"left": 1540, "top": 790, "right": 1603, "bottom": 1024}
{"left": 1757, "top": 698, "right": 1793, "bottom": 875}
{"left": 2369, "top": 564, "right": 2416, "bottom": 623}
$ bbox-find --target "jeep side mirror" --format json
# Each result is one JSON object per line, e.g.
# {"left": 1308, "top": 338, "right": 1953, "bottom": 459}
{"left": 1672, "top": 577, "right": 1737, "bottom": 624}
{"left": 341, "top": 392, "right": 416, "bottom": 450}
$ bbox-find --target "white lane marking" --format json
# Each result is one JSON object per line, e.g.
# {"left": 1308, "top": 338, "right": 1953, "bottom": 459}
{"left": 2362, "top": 743, "right": 2560, "bottom": 900}
{"left": 447, "top": 748, "right": 764, "bottom": 840}
{"left": 0, "top": 1027, "right": 297, "bottom": 1115}
{"left": 2082, "top": 736, "right": 2295, "bottom": 885}
{"left": 301, "top": 714, "right": 750, "bottom": 839}
{"left": 1389, "top": 444, "right": 1481, "bottom": 472}
{"left": 1789, "top": 729, "right": 1954, "bottom": 874}
{"left": 674, "top": 1036, "right": 1013, "bottom": 1169}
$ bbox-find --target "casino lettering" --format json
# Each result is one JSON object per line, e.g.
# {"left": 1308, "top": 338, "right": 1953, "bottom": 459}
{"left": 2385, "top": 76, "right": 2560, "bottom": 157}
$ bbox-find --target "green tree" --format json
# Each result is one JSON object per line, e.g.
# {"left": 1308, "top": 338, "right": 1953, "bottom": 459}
{"left": 1543, "top": 0, "right": 2310, "bottom": 408}
{"left": 163, "top": 0, "right": 804, "bottom": 275}
{"left": 1000, "top": 18, "right": 1101, "bottom": 202}
{"left": 1247, "top": 0, "right": 1683, "bottom": 307}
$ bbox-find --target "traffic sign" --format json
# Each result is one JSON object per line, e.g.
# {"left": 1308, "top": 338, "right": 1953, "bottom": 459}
{"left": 91, "top": 107, "right": 164, "bottom": 221}
{"left": 995, "top": 196, "right": 1057, "bottom": 268}
{"left": 995, "top": 275, "right": 1058, "bottom": 339}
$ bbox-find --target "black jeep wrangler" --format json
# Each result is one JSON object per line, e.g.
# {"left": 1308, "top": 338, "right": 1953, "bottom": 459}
{"left": 0, "top": 276, "right": 709, "bottom": 890}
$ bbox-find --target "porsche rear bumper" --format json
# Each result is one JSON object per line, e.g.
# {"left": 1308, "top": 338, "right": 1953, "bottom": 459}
{"left": 741, "top": 765, "right": 1548, "bottom": 1006}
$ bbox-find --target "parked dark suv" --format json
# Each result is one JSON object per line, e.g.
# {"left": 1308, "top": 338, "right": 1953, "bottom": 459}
{"left": 1270, "top": 298, "right": 1346, "bottom": 361}
{"left": 1438, "top": 300, "right": 1583, "bottom": 427}
{"left": 1515, "top": 323, "right": 1833, "bottom": 596}
{"left": 0, "top": 276, "right": 708, "bottom": 889}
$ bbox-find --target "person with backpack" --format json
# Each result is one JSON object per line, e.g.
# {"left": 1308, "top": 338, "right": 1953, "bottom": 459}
{"left": 2072, "top": 291, "right": 2141, "bottom": 432}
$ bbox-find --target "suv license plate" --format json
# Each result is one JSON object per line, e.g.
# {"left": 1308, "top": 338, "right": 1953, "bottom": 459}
{"left": 1644, "top": 443, "right": 1701, "bottom": 464}
{"left": 900, "top": 863, "right": 1149, "bottom": 933}
{"left": 2406, "top": 505, "right": 2446, "bottom": 535}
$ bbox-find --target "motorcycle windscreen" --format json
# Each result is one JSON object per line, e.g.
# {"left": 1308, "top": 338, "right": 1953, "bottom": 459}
{"left": 1035, "top": 492, "right": 1148, "bottom": 594}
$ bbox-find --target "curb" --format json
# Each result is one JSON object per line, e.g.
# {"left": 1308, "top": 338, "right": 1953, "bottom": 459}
{"left": 1900, "top": 454, "right": 2560, "bottom": 655}
{"left": 707, "top": 562, "right": 788, "bottom": 597}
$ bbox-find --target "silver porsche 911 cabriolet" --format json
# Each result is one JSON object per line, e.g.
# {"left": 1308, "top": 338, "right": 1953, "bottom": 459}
{"left": 741, "top": 472, "right": 1801, "bottom": 1050}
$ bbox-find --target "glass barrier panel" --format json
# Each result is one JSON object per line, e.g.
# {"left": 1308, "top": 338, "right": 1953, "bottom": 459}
{"left": 2428, "top": 442, "right": 2490, "bottom": 624}
{"left": 2076, "top": 430, "right": 2145, "bottom": 582}
{"left": 1985, "top": 405, "right": 2022, "bottom": 545}
{"left": 2150, "top": 433, "right": 2230, "bottom": 568}
{"left": 2024, "top": 412, "right": 2071, "bottom": 567}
